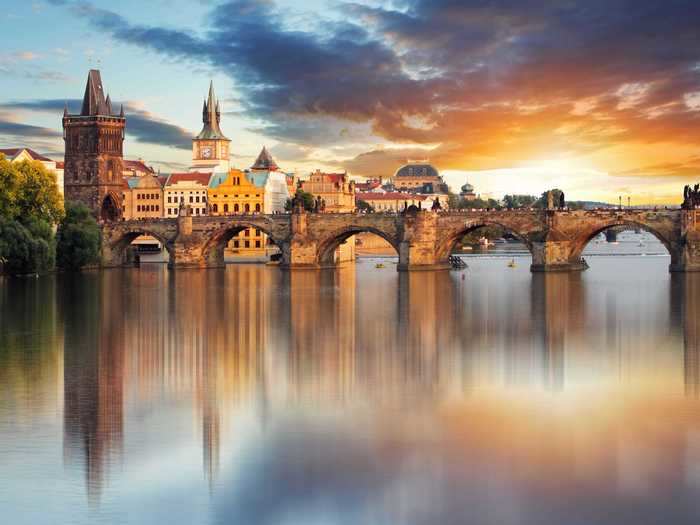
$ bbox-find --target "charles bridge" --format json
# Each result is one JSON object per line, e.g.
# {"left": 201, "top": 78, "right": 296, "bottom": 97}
{"left": 101, "top": 207, "right": 700, "bottom": 272}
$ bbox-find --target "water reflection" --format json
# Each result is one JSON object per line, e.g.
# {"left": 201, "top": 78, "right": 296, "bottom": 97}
{"left": 1, "top": 259, "right": 700, "bottom": 524}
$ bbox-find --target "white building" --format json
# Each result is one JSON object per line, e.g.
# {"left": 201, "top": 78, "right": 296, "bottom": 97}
{"left": 247, "top": 147, "right": 291, "bottom": 213}
{"left": 163, "top": 172, "right": 212, "bottom": 217}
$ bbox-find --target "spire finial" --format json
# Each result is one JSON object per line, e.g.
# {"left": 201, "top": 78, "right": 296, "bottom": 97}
{"left": 119, "top": 103, "right": 124, "bottom": 118}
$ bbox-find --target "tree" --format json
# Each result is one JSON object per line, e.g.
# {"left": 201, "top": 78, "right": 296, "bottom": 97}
{"left": 0, "top": 218, "right": 52, "bottom": 275}
{"left": 0, "top": 154, "right": 20, "bottom": 220}
{"left": 12, "top": 159, "right": 64, "bottom": 225}
{"left": 503, "top": 194, "right": 538, "bottom": 209}
{"left": 356, "top": 199, "right": 374, "bottom": 212}
{"left": 56, "top": 203, "right": 101, "bottom": 271}
{"left": 447, "top": 191, "right": 460, "bottom": 209}
{"left": 535, "top": 189, "right": 563, "bottom": 209}
{"left": 284, "top": 190, "right": 316, "bottom": 212}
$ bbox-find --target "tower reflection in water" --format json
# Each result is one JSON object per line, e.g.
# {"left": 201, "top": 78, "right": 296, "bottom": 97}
{"left": 54, "top": 263, "right": 700, "bottom": 522}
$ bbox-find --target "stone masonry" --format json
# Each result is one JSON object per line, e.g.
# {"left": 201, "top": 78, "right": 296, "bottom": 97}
{"left": 101, "top": 208, "right": 700, "bottom": 272}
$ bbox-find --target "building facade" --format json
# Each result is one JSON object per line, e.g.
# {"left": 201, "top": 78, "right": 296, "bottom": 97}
{"left": 0, "top": 147, "right": 64, "bottom": 196}
{"left": 63, "top": 69, "right": 125, "bottom": 220}
{"left": 122, "top": 174, "right": 165, "bottom": 220}
{"left": 164, "top": 172, "right": 211, "bottom": 217}
{"left": 355, "top": 192, "right": 428, "bottom": 212}
{"left": 209, "top": 168, "right": 267, "bottom": 260}
{"left": 392, "top": 162, "right": 447, "bottom": 193}
{"left": 299, "top": 170, "right": 355, "bottom": 212}
{"left": 190, "top": 82, "right": 230, "bottom": 174}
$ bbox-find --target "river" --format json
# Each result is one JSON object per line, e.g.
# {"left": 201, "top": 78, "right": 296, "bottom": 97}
{"left": 1, "top": 235, "right": 699, "bottom": 524}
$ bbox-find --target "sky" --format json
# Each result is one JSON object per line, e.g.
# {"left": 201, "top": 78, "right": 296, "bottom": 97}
{"left": 1, "top": 0, "right": 699, "bottom": 203}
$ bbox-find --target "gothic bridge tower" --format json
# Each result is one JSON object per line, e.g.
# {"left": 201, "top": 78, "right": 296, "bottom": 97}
{"left": 63, "top": 69, "right": 125, "bottom": 221}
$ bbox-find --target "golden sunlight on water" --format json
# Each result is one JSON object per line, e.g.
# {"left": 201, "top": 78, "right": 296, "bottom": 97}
{"left": 0, "top": 257, "right": 699, "bottom": 524}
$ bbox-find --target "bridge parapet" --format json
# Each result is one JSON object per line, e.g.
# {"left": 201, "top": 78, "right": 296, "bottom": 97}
{"left": 99, "top": 208, "right": 700, "bottom": 273}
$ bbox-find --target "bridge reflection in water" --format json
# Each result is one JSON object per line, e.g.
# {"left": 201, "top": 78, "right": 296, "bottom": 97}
{"left": 1, "top": 261, "right": 700, "bottom": 523}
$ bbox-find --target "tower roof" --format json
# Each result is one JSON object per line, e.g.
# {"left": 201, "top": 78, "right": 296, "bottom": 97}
{"left": 80, "top": 69, "right": 114, "bottom": 116}
{"left": 196, "top": 81, "right": 229, "bottom": 140}
{"left": 251, "top": 146, "right": 278, "bottom": 170}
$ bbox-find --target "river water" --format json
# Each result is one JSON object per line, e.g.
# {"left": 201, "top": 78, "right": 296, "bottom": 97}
{"left": 1, "top": 233, "right": 699, "bottom": 524}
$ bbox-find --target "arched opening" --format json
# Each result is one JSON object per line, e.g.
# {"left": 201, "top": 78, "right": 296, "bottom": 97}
{"left": 317, "top": 227, "right": 400, "bottom": 268}
{"left": 576, "top": 222, "right": 676, "bottom": 270}
{"left": 244, "top": 203, "right": 250, "bottom": 213}
{"left": 223, "top": 203, "right": 229, "bottom": 214}
{"left": 438, "top": 223, "right": 534, "bottom": 269}
{"left": 109, "top": 230, "right": 173, "bottom": 266}
{"left": 234, "top": 203, "right": 239, "bottom": 213}
{"left": 203, "top": 223, "right": 283, "bottom": 266}
{"left": 100, "top": 192, "right": 121, "bottom": 222}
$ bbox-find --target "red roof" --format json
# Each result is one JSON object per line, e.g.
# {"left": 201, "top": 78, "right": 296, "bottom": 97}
{"left": 0, "top": 147, "right": 55, "bottom": 162}
{"left": 355, "top": 180, "right": 382, "bottom": 191}
{"left": 165, "top": 172, "right": 212, "bottom": 187}
{"left": 56, "top": 161, "right": 65, "bottom": 169}
{"left": 356, "top": 192, "right": 427, "bottom": 201}
{"left": 123, "top": 159, "right": 155, "bottom": 173}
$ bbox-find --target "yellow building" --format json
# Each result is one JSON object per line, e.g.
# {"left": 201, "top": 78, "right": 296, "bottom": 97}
{"left": 208, "top": 169, "right": 269, "bottom": 260}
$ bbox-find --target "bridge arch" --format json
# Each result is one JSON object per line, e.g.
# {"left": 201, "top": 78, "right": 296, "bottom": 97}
{"left": 105, "top": 228, "right": 174, "bottom": 266}
{"left": 435, "top": 220, "right": 536, "bottom": 262}
{"left": 570, "top": 219, "right": 680, "bottom": 264}
{"left": 316, "top": 226, "right": 400, "bottom": 266}
{"left": 201, "top": 221, "right": 286, "bottom": 266}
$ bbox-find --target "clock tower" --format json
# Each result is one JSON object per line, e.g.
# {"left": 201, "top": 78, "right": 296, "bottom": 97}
{"left": 191, "top": 81, "right": 230, "bottom": 173}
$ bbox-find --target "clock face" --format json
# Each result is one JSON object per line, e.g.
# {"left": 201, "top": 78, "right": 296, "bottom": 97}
{"left": 201, "top": 146, "right": 212, "bottom": 159}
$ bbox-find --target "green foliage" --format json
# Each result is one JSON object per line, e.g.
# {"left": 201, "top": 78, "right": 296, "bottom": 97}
{"left": 12, "top": 160, "right": 64, "bottom": 225}
{"left": 458, "top": 197, "right": 502, "bottom": 210}
{"left": 356, "top": 199, "right": 374, "bottom": 212}
{"left": 0, "top": 218, "right": 52, "bottom": 275}
{"left": 447, "top": 191, "right": 460, "bottom": 209}
{"left": 0, "top": 155, "right": 20, "bottom": 220}
{"left": 535, "top": 189, "right": 563, "bottom": 209}
{"left": 56, "top": 203, "right": 101, "bottom": 271}
{"left": 503, "top": 194, "right": 538, "bottom": 209}
{"left": 284, "top": 190, "right": 316, "bottom": 212}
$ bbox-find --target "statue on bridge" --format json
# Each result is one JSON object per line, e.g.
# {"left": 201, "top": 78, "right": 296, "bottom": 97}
{"left": 559, "top": 191, "right": 565, "bottom": 210}
{"left": 683, "top": 184, "right": 700, "bottom": 210}
{"left": 431, "top": 198, "right": 442, "bottom": 211}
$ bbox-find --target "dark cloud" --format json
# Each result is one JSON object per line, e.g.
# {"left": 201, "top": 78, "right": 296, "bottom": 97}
{"left": 56, "top": 0, "right": 700, "bottom": 175}
{"left": 0, "top": 119, "right": 61, "bottom": 139}
{"left": 1, "top": 98, "right": 193, "bottom": 150}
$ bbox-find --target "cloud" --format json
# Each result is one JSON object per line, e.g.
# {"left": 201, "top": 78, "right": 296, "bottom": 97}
{"left": 50, "top": 0, "right": 700, "bottom": 180}
{"left": 1, "top": 98, "right": 193, "bottom": 150}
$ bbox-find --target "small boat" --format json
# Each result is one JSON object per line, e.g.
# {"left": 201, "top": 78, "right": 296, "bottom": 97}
{"left": 507, "top": 259, "right": 517, "bottom": 268}
{"left": 375, "top": 263, "right": 385, "bottom": 269}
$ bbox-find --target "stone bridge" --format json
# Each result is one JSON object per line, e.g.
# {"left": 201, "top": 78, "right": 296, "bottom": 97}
{"left": 101, "top": 208, "right": 700, "bottom": 272}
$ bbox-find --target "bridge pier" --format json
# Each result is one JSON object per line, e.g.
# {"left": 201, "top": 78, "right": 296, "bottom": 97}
{"left": 397, "top": 211, "right": 451, "bottom": 271}
{"left": 530, "top": 240, "right": 588, "bottom": 273}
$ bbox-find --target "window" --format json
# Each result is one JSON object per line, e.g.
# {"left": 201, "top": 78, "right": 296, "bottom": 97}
{"left": 255, "top": 203, "right": 261, "bottom": 212}
{"left": 212, "top": 204, "right": 218, "bottom": 213}
{"left": 244, "top": 240, "right": 250, "bottom": 248}
{"left": 244, "top": 229, "right": 249, "bottom": 237}
{"left": 167, "top": 196, "right": 171, "bottom": 203}
{"left": 196, "top": 196, "right": 200, "bottom": 203}
{"left": 156, "top": 205, "right": 159, "bottom": 212}
{"left": 195, "top": 208, "right": 200, "bottom": 215}
{"left": 244, "top": 204, "right": 250, "bottom": 212}
{"left": 255, "top": 229, "right": 261, "bottom": 236}
{"left": 234, "top": 240, "right": 239, "bottom": 248}
{"left": 255, "top": 240, "right": 261, "bottom": 248}
{"left": 224, "top": 203, "right": 229, "bottom": 213}
{"left": 234, "top": 204, "right": 239, "bottom": 212}
{"left": 189, "top": 196, "right": 193, "bottom": 203}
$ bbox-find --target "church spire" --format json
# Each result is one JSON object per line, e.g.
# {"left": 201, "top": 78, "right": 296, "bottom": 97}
{"left": 196, "top": 80, "right": 228, "bottom": 140}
